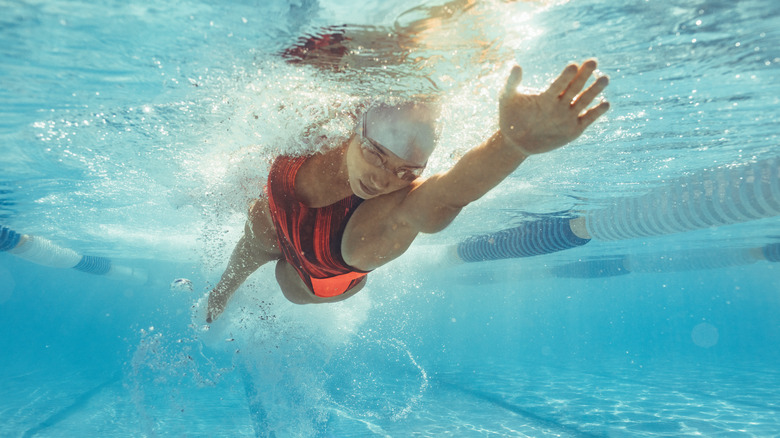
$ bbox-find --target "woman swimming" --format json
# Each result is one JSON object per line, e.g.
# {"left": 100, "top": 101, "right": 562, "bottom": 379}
{"left": 206, "top": 60, "right": 610, "bottom": 322}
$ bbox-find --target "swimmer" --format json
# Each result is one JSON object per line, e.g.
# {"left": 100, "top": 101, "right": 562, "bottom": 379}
{"left": 206, "top": 60, "right": 610, "bottom": 322}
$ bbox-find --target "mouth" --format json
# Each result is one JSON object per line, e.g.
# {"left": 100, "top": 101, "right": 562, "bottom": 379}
{"left": 359, "top": 180, "right": 378, "bottom": 197}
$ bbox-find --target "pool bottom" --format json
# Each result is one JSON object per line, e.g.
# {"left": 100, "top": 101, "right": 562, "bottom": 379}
{"left": 3, "top": 357, "right": 778, "bottom": 437}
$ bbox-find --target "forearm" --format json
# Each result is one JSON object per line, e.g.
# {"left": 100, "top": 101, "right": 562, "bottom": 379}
{"left": 211, "top": 265, "right": 252, "bottom": 304}
{"left": 435, "top": 130, "right": 527, "bottom": 208}
{"left": 206, "top": 256, "right": 256, "bottom": 321}
{"left": 206, "top": 232, "right": 272, "bottom": 322}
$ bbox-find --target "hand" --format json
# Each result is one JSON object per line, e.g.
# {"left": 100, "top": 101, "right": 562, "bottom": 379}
{"left": 205, "top": 289, "right": 226, "bottom": 323}
{"left": 499, "top": 59, "right": 610, "bottom": 155}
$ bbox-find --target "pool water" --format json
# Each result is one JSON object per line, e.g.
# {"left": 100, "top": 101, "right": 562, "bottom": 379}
{"left": 1, "top": 0, "right": 779, "bottom": 436}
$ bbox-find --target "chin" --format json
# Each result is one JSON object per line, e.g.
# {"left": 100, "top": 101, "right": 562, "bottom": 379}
{"left": 348, "top": 178, "right": 368, "bottom": 199}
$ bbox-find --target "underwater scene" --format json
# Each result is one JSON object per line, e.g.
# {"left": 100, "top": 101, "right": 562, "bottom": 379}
{"left": 1, "top": 0, "right": 779, "bottom": 436}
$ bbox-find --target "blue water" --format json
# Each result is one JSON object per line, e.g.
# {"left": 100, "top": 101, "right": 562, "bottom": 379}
{"left": 1, "top": 0, "right": 779, "bottom": 436}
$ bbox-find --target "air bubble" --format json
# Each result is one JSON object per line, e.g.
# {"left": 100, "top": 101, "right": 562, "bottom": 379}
{"left": 691, "top": 322, "right": 719, "bottom": 348}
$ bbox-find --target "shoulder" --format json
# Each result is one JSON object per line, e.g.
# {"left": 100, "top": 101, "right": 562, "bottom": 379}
{"left": 351, "top": 181, "right": 418, "bottom": 230}
{"left": 271, "top": 154, "right": 310, "bottom": 173}
{"left": 269, "top": 155, "right": 311, "bottom": 187}
{"left": 267, "top": 155, "right": 315, "bottom": 206}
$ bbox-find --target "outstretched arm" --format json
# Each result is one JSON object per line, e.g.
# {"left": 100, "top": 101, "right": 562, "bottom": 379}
{"left": 400, "top": 60, "right": 610, "bottom": 232}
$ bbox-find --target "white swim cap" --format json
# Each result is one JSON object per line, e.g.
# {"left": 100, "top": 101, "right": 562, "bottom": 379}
{"left": 361, "top": 101, "right": 439, "bottom": 166}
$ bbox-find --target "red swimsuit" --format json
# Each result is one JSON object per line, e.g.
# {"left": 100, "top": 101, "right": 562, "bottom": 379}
{"left": 265, "top": 155, "right": 369, "bottom": 297}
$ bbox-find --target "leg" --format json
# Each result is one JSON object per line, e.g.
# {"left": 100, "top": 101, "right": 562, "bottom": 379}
{"left": 206, "top": 199, "right": 280, "bottom": 322}
{"left": 274, "top": 260, "right": 366, "bottom": 305}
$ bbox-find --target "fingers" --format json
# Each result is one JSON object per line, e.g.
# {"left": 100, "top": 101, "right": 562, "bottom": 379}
{"left": 503, "top": 65, "right": 523, "bottom": 96}
{"left": 546, "top": 63, "right": 578, "bottom": 96}
{"left": 572, "top": 75, "right": 609, "bottom": 113}
{"left": 561, "top": 59, "right": 598, "bottom": 102}
{"left": 578, "top": 101, "right": 610, "bottom": 128}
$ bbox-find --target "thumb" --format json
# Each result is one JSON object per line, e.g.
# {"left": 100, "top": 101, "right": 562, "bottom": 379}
{"left": 503, "top": 65, "right": 523, "bottom": 95}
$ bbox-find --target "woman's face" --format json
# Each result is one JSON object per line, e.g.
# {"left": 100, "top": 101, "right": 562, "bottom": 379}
{"left": 346, "top": 134, "right": 422, "bottom": 199}
{"left": 346, "top": 102, "right": 437, "bottom": 199}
